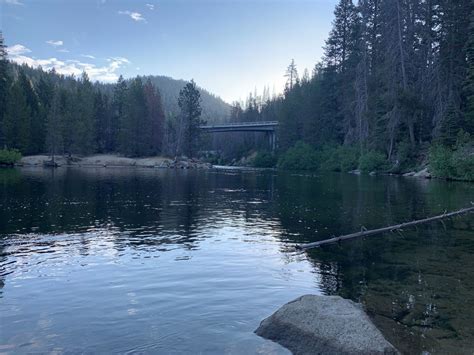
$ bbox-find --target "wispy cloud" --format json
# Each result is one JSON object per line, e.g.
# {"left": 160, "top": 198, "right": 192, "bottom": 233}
{"left": 4, "top": 0, "right": 24, "bottom": 6}
{"left": 7, "top": 43, "right": 130, "bottom": 83}
{"left": 46, "top": 40, "right": 64, "bottom": 47}
{"left": 7, "top": 44, "right": 31, "bottom": 56}
{"left": 81, "top": 54, "right": 96, "bottom": 59}
{"left": 146, "top": 4, "right": 154, "bottom": 10}
{"left": 118, "top": 10, "right": 146, "bottom": 23}
{"left": 58, "top": 48, "right": 70, "bottom": 53}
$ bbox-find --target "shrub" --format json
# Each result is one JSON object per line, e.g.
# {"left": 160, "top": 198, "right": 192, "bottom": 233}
{"left": 430, "top": 134, "right": 474, "bottom": 181}
{"left": 452, "top": 149, "right": 474, "bottom": 181}
{"left": 0, "top": 149, "right": 22, "bottom": 166}
{"left": 339, "top": 146, "right": 360, "bottom": 172}
{"left": 252, "top": 151, "right": 277, "bottom": 168}
{"left": 359, "top": 151, "right": 388, "bottom": 173}
{"left": 278, "top": 141, "right": 319, "bottom": 170}
{"left": 319, "top": 145, "right": 359, "bottom": 172}
{"left": 429, "top": 145, "right": 452, "bottom": 178}
{"left": 318, "top": 146, "right": 340, "bottom": 171}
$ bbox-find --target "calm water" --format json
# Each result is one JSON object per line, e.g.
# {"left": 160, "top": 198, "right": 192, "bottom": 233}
{"left": 0, "top": 167, "right": 473, "bottom": 354}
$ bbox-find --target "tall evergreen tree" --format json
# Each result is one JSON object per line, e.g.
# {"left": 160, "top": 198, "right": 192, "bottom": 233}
{"left": 46, "top": 87, "right": 64, "bottom": 160}
{"left": 114, "top": 75, "right": 128, "bottom": 154}
{"left": 324, "top": 0, "right": 359, "bottom": 72}
{"left": 94, "top": 91, "right": 109, "bottom": 153}
{"left": 120, "top": 77, "right": 148, "bottom": 157}
{"left": 177, "top": 80, "right": 204, "bottom": 157}
{"left": 3, "top": 81, "right": 31, "bottom": 152}
{"left": 0, "top": 32, "right": 10, "bottom": 148}
{"left": 74, "top": 72, "right": 96, "bottom": 154}
{"left": 144, "top": 79, "right": 165, "bottom": 154}
{"left": 462, "top": 0, "right": 474, "bottom": 135}
{"left": 18, "top": 71, "right": 43, "bottom": 154}
{"left": 36, "top": 74, "right": 55, "bottom": 153}
{"left": 284, "top": 59, "right": 299, "bottom": 94}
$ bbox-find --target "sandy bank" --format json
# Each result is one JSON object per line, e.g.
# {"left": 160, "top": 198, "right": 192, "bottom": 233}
{"left": 18, "top": 154, "right": 212, "bottom": 169}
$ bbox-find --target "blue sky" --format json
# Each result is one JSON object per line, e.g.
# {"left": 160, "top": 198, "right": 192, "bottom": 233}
{"left": 1, "top": 0, "right": 337, "bottom": 103}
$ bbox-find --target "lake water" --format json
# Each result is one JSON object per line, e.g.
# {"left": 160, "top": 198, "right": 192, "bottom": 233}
{"left": 0, "top": 167, "right": 473, "bottom": 354}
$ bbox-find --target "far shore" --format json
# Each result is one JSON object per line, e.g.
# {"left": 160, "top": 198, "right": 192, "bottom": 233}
{"left": 16, "top": 154, "right": 213, "bottom": 169}
{"left": 12, "top": 154, "right": 471, "bottom": 182}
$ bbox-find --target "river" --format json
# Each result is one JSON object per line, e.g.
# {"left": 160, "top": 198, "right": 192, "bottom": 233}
{"left": 0, "top": 167, "right": 473, "bottom": 354}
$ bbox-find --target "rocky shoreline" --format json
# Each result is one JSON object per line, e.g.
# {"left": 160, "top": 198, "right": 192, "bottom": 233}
{"left": 11, "top": 155, "right": 469, "bottom": 183}
{"left": 349, "top": 167, "right": 433, "bottom": 180}
{"left": 16, "top": 154, "right": 213, "bottom": 169}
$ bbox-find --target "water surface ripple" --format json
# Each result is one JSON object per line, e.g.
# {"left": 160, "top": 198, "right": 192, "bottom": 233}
{"left": 0, "top": 167, "right": 473, "bottom": 354}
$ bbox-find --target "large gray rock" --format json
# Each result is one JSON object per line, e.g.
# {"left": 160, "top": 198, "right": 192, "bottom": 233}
{"left": 255, "top": 295, "right": 398, "bottom": 355}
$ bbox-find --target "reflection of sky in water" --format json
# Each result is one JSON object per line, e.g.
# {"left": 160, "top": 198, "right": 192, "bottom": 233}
{"left": 0, "top": 167, "right": 473, "bottom": 353}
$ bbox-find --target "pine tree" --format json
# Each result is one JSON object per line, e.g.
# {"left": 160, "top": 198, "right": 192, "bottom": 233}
{"left": 324, "top": 0, "right": 359, "bottom": 72}
{"left": 284, "top": 59, "right": 299, "bottom": 94}
{"left": 120, "top": 77, "right": 147, "bottom": 157}
{"left": 18, "top": 70, "right": 43, "bottom": 154}
{"left": 74, "top": 72, "right": 96, "bottom": 154}
{"left": 0, "top": 32, "right": 10, "bottom": 148}
{"left": 144, "top": 79, "right": 165, "bottom": 155}
{"left": 36, "top": 74, "right": 55, "bottom": 153}
{"left": 46, "top": 87, "right": 64, "bottom": 160}
{"left": 463, "top": 0, "right": 474, "bottom": 135}
{"left": 94, "top": 91, "right": 108, "bottom": 153}
{"left": 177, "top": 80, "right": 203, "bottom": 157}
{"left": 3, "top": 81, "right": 31, "bottom": 152}
{"left": 434, "top": 0, "right": 470, "bottom": 141}
{"left": 114, "top": 75, "right": 128, "bottom": 154}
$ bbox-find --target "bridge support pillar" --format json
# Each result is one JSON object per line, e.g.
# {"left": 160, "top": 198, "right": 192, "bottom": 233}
{"left": 267, "top": 131, "right": 276, "bottom": 152}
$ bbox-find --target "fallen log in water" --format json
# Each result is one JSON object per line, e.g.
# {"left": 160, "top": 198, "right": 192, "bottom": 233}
{"left": 296, "top": 205, "right": 474, "bottom": 251}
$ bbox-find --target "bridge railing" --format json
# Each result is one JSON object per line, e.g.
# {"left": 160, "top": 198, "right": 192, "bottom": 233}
{"left": 200, "top": 121, "right": 279, "bottom": 129}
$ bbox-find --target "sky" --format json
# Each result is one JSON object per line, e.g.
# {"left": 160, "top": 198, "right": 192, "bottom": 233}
{"left": 1, "top": 0, "right": 337, "bottom": 103}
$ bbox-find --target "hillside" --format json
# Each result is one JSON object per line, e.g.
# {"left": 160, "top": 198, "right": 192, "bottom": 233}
{"left": 141, "top": 75, "right": 230, "bottom": 124}
{"left": 12, "top": 64, "right": 230, "bottom": 123}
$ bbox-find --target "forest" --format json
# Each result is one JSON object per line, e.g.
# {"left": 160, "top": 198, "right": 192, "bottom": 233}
{"left": 0, "top": 0, "right": 473, "bottom": 180}
{"left": 221, "top": 0, "right": 473, "bottom": 180}
{"left": 0, "top": 37, "right": 227, "bottom": 159}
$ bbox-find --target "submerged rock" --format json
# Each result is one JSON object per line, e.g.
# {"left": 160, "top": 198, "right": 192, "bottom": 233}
{"left": 255, "top": 295, "right": 398, "bottom": 355}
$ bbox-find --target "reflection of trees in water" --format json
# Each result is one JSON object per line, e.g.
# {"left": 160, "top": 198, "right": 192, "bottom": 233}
{"left": 274, "top": 173, "right": 474, "bottom": 354}
{"left": 2, "top": 168, "right": 473, "bottom": 353}
{"left": 0, "top": 168, "right": 279, "bottom": 254}
{"left": 0, "top": 240, "right": 6, "bottom": 296}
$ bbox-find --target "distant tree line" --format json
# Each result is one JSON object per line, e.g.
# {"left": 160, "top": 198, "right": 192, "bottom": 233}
{"left": 0, "top": 32, "right": 205, "bottom": 158}
{"left": 224, "top": 0, "right": 473, "bottom": 175}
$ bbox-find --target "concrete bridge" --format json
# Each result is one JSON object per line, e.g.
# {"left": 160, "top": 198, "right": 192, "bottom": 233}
{"left": 200, "top": 121, "right": 278, "bottom": 151}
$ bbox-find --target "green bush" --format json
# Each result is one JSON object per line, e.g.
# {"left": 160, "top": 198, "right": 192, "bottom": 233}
{"left": 278, "top": 141, "right": 319, "bottom": 170}
{"left": 339, "top": 146, "right": 360, "bottom": 172}
{"left": 0, "top": 149, "right": 22, "bottom": 166}
{"left": 452, "top": 149, "right": 474, "bottom": 181}
{"left": 319, "top": 145, "right": 359, "bottom": 172}
{"left": 317, "top": 146, "right": 339, "bottom": 171}
{"left": 252, "top": 151, "right": 277, "bottom": 168}
{"left": 359, "top": 151, "right": 388, "bottom": 173}
{"left": 429, "top": 134, "right": 474, "bottom": 181}
{"left": 429, "top": 145, "right": 452, "bottom": 178}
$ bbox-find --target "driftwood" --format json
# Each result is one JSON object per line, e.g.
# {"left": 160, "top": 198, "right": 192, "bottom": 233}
{"left": 296, "top": 206, "right": 474, "bottom": 251}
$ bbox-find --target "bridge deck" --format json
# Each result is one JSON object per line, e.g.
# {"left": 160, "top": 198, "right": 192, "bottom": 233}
{"left": 200, "top": 121, "right": 278, "bottom": 132}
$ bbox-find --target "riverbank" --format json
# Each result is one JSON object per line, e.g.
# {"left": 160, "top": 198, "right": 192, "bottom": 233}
{"left": 17, "top": 154, "right": 213, "bottom": 169}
